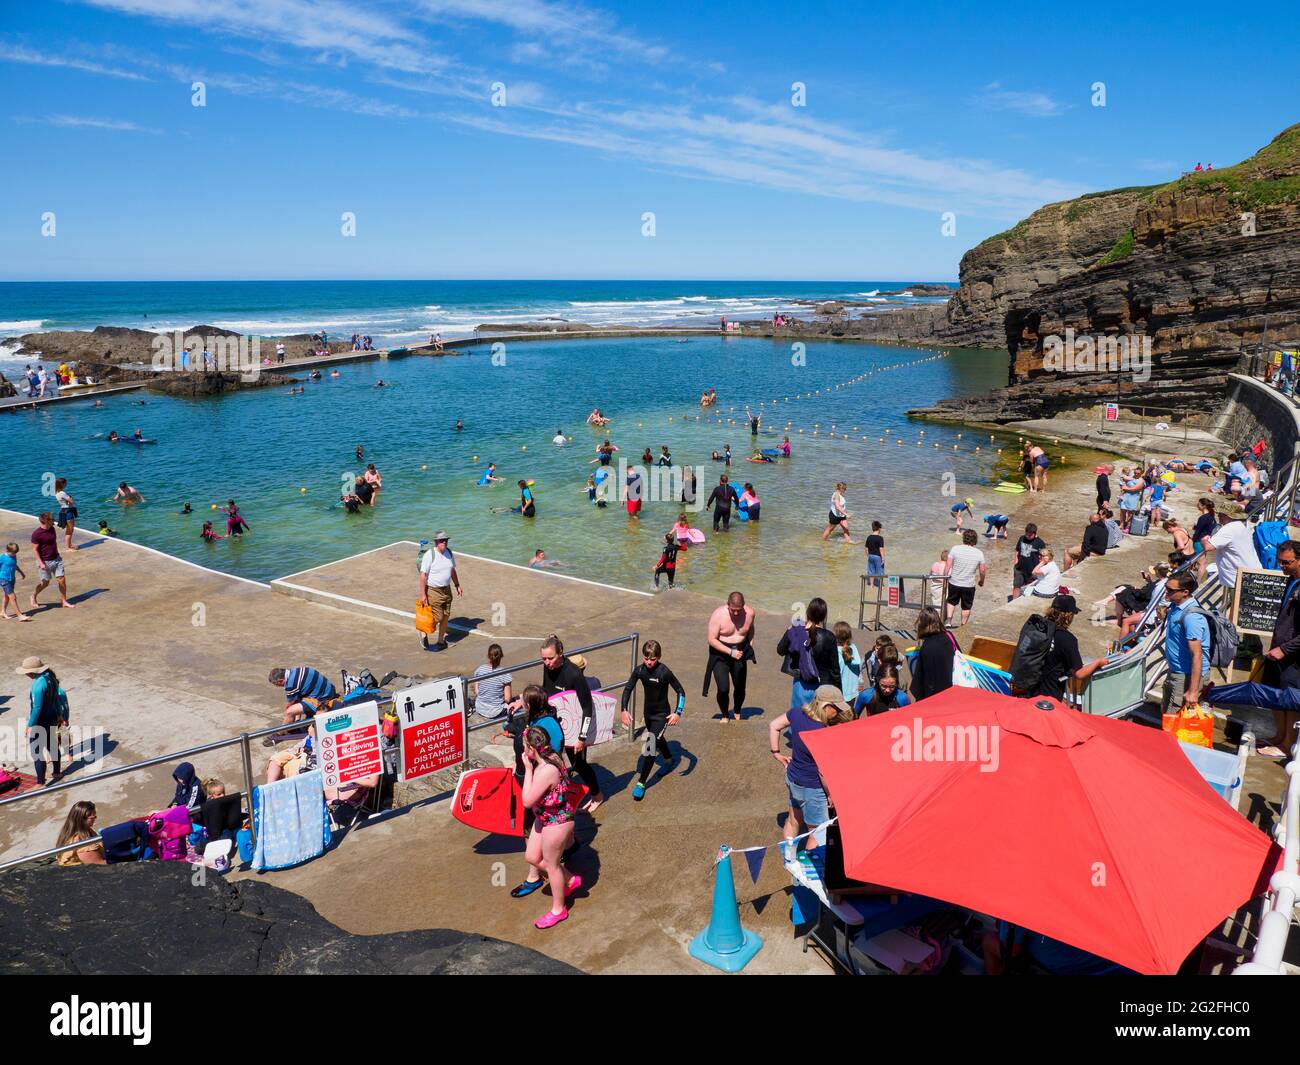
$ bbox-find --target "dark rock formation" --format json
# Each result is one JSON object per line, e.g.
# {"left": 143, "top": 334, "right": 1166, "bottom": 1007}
{"left": 0, "top": 372, "right": 15, "bottom": 399}
{"left": 912, "top": 123, "right": 1300, "bottom": 422}
{"left": 13, "top": 325, "right": 353, "bottom": 366}
{"left": 0, "top": 862, "right": 580, "bottom": 975}
{"left": 145, "top": 371, "right": 294, "bottom": 397}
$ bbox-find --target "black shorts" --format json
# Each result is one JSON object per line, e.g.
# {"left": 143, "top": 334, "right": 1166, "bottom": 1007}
{"left": 947, "top": 584, "right": 976, "bottom": 610}
{"left": 828, "top": 512, "right": 845, "bottom": 525}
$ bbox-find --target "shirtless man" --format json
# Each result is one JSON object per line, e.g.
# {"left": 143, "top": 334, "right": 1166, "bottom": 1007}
{"left": 703, "top": 591, "right": 756, "bottom": 722}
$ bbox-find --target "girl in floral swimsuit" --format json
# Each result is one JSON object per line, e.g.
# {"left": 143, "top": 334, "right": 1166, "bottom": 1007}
{"left": 517, "top": 723, "right": 583, "bottom": 929}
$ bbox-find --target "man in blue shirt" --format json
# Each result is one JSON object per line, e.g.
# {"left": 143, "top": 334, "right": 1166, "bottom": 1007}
{"left": 1161, "top": 573, "right": 1211, "bottom": 713}
{"left": 268, "top": 665, "right": 337, "bottom": 729}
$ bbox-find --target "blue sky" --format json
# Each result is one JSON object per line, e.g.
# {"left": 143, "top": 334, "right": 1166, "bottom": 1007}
{"left": 1, "top": 0, "right": 1296, "bottom": 282}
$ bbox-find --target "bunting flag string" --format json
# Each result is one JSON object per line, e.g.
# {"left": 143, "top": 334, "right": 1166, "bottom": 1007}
{"left": 714, "top": 816, "right": 840, "bottom": 883}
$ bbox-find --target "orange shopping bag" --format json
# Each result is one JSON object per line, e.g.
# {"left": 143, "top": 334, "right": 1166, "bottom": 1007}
{"left": 1162, "top": 702, "right": 1214, "bottom": 748}
{"left": 415, "top": 599, "right": 436, "bottom": 635}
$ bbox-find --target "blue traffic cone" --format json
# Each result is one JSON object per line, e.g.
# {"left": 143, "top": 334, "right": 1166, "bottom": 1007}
{"left": 689, "top": 848, "right": 763, "bottom": 972}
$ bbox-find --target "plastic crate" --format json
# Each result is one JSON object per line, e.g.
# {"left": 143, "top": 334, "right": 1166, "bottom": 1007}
{"left": 1177, "top": 740, "right": 1240, "bottom": 802}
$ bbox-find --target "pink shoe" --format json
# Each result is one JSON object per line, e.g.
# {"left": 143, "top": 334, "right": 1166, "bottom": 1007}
{"left": 535, "top": 908, "right": 568, "bottom": 930}
{"left": 565, "top": 874, "right": 583, "bottom": 897}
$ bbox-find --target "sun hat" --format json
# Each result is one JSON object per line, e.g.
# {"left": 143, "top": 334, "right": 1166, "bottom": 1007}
{"left": 432, "top": 530, "right": 450, "bottom": 542}
{"left": 15, "top": 656, "right": 47, "bottom": 676}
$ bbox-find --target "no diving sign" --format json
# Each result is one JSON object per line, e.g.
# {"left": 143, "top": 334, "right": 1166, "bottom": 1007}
{"left": 315, "top": 700, "right": 384, "bottom": 789}
{"left": 394, "top": 677, "right": 467, "bottom": 782}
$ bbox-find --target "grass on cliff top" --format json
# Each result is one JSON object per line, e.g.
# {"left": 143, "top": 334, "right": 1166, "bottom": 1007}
{"left": 1170, "top": 122, "right": 1300, "bottom": 209}
{"left": 978, "top": 123, "right": 1300, "bottom": 251}
{"left": 1098, "top": 228, "right": 1135, "bottom": 265}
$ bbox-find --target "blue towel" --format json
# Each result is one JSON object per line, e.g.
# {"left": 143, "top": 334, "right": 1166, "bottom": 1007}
{"left": 251, "top": 770, "right": 331, "bottom": 871}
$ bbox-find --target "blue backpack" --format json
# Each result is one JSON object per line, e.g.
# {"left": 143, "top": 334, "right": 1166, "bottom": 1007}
{"left": 1253, "top": 520, "right": 1290, "bottom": 570}
{"left": 784, "top": 623, "right": 821, "bottom": 686}
{"left": 101, "top": 820, "right": 149, "bottom": 863}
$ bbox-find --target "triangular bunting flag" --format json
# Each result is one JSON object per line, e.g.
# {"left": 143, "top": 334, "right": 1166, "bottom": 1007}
{"left": 744, "top": 846, "right": 765, "bottom": 884}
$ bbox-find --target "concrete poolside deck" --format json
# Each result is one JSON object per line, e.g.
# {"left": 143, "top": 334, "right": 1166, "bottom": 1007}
{"left": 0, "top": 510, "right": 832, "bottom": 973}
{"left": 0, "top": 493, "right": 1290, "bottom": 974}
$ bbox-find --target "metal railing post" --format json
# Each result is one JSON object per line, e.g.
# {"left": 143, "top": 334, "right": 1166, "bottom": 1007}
{"left": 240, "top": 732, "right": 255, "bottom": 847}
{"left": 628, "top": 632, "right": 640, "bottom": 743}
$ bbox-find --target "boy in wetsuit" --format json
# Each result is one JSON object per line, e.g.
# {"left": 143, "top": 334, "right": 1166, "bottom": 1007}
{"left": 653, "top": 533, "right": 678, "bottom": 589}
{"left": 620, "top": 639, "right": 685, "bottom": 801}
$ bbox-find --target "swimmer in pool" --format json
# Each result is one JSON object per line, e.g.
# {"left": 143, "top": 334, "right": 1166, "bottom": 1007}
{"left": 219, "top": 500, "right": 249, "bottom": 536}
{"left": 529, "top": 549, "right": 560, "bottom": 569}
{"left": 780, "top": 436, "right": 791, "bottom": 457}
{"left": 553, "top": 430, "right": 567, "bottom": 447}
{"left": 111, "top": 482, "right": 144, "bottom": 505}
{"left": 750, "top": 450, "right": 775, "bottom": 463}
{"left": 180, "top": 502, "right": 192, "bottom": 515}
{"left": 673, "top": 513, "right": 693, "bottom": 545}
{"left": 97, "top": 519, "right": 116, "bottom": 537}
{"left": 107, "top": 431, "right": 120, "bottom": 443}
{"left": 200, "top": 520, "right": 224, "bottom": 542}
{"left": 477, "top": 463, "right": 502, "bottom": 486}
{"left": 513, "top": 480, "right": 536, "bottom": 517}
{"left": 132, "top": 428, "right": 144, "bottom": 441}
{"left": 455, "top": 419, "right": 464, "bottom": 432}
{"left": 356, "top": 445, "right": 364, "bottom": 462}
{"left": 330, "top": 370, "right": 340, "bottom": 378}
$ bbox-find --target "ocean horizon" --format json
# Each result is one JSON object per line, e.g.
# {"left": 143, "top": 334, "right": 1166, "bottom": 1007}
{"left": 0, "top": 279, "right": 953, "bottom": 368}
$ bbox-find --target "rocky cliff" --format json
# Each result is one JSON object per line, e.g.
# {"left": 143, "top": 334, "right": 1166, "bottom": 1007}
{"left": 912, "top": 122, "right": 1300, "bottom": 422}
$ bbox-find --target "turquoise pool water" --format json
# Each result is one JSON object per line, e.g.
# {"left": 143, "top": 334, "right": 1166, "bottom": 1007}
{"left": 3, "top": 335, "right": 1016, "bottom": 617}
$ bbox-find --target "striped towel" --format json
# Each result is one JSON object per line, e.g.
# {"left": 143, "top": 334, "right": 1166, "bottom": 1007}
{"left": 252, "top": 770, "right": 331, "bottom": 872}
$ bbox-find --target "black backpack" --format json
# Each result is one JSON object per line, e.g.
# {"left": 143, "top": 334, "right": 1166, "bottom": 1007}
{"left": 1010, "top": 615, "right": 1057, "bottom": 693}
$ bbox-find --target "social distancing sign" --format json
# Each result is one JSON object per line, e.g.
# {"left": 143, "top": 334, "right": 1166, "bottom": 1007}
{"left": 393, "top": 678, "right": 467, "bottom": 782}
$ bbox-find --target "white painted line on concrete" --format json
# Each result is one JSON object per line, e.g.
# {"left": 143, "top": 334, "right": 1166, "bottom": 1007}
{"left": 0, "top": 508, "right": 271, "bottom": 589}
{"left": 276, "top": 540, "right": 408, "bottom": 583}
{"left": 270, "top": 579, "right": 544, "bottom": 641}
{"left": 398, "top": 540, "right": 655, "bottom": 598}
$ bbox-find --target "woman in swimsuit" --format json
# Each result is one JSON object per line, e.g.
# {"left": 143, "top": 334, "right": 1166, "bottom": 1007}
{"left": 221, "top": 500, "right": 249, "bottom": 536}
{"left": 364, "top": 463, "right": 383, "bottom": 493}
{"left": 518, "top": 723, "right": 582, "bottom": 929}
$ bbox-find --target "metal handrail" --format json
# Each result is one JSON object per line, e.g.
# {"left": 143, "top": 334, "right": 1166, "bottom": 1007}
{"left": 1235, "top": 745, "right": 1300, "bottom": 974}
{"left": 857, "top": 572, "right": 949, "bottom": 631}
{"left": 0, "top": 632, "right": 642, "bottom": 871}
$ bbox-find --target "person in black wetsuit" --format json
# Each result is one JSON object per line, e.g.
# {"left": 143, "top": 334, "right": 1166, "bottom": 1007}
{"left": 620, "top": 639, "right": 685, "bottom": 801}
{"left": 540, "top": 635, "right": 604, "bottom": 811}
{"left": 706, "top": 474, "right": 738, "bottom": 532}
{"left": 703, "top": 591, "right": 756, "bottom": 721}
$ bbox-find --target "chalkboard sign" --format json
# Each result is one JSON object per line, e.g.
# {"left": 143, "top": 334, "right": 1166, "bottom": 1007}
{"left": 1231, "top": 567, "right": 1291, "bottom": 637}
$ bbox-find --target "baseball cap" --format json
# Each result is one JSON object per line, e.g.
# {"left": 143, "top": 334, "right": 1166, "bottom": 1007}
{"left": 809, "top": 684, "right": 852, "bottom": 719}
{"left": 1051, "top": 594, "right": 1080, "bottom": 615}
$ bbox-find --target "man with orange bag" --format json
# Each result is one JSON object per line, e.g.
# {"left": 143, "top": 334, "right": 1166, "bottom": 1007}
{"left": 1161, "top": 573, "right": 1212, "bottom": 741}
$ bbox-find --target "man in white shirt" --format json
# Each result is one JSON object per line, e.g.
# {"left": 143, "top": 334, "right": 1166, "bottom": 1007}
{"left": 552, "top": 431, "right": 566, "bottom": 446}
{"left": 418, "top": 530, "right": 463, "bottom": 650}
{"left": 944, "top": 529, "right": 988, "bottom": 629}
{"left": 1203, "top": 504, "right": 1260, "bottom": 590}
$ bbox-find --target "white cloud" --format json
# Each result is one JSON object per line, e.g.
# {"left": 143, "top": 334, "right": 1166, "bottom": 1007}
{"left": 975, "top": 82, "right": 1066, "bottom": 118}
{"left": 80, "top": 0, "right": 443, "bottom": 73}
{"left": 0, "top": 42, "right": 150, "bottom": 80}
{"left": 15, "top": 114, "right": 161, "bottom": 133}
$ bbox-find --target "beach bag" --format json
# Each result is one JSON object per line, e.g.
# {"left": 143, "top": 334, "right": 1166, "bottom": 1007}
{"left": 948, "top": 633, "right": 979, "bottom": 689}
{"left": 1253, "top": 520, "right": 1290, "bottom": 569}
{"left": 0, "top": 764, "right": 21, "bottom": 794}
{"left": 381, "top": 708, "right": 399, "bottom": 741}
{"left": 1129, "top": 514, "right": 1150, "bottom": 537}
{"left": 101, "top": 820, "right": 149, "bottom": 863}
{"left": 1182, "top": 603, "right": 1240, "bottom": 671}
{"left": 1009, "top": 615, "right": 1057, "bottom": 693}
{"left": 785, "top": 624, "right": 821, "bottom": 686}
{"left": 1163, "top": 703, "right": 1214, "bottom": 748}
{"left": 145, "top": 806, "right": 193, "bottom": 862}
{"left": 415, "top": 600, "right": 436, "bottom": 635}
